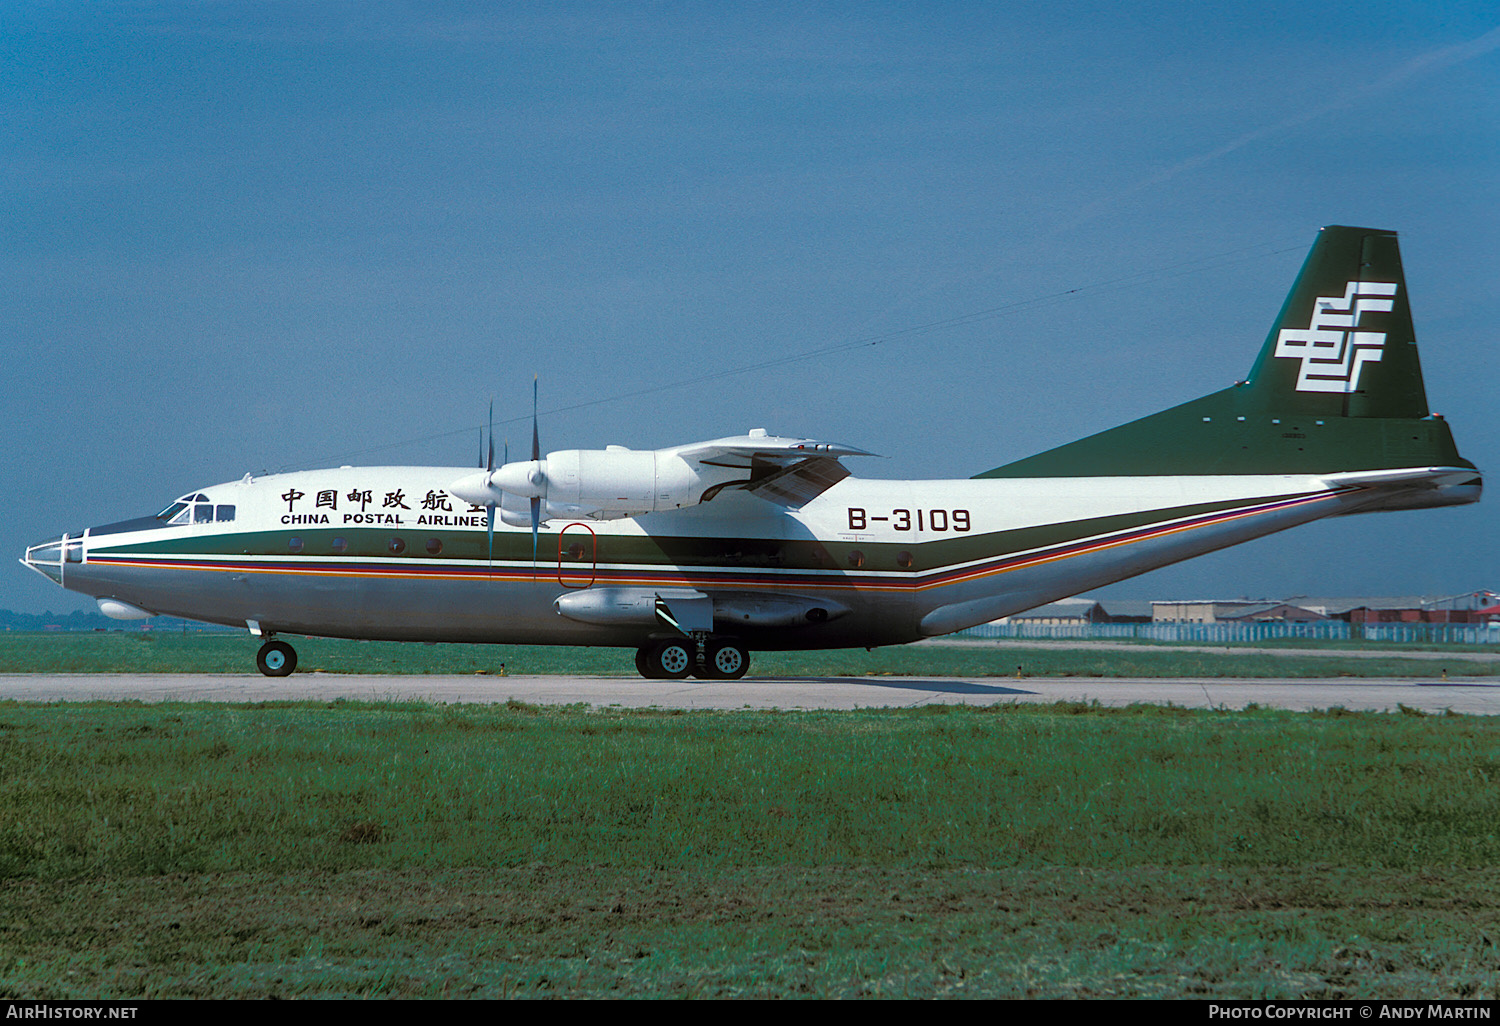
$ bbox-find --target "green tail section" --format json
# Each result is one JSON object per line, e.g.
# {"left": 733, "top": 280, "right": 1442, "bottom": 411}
{"left": 977, "top": 225, "right": 1474, "bottom": 478}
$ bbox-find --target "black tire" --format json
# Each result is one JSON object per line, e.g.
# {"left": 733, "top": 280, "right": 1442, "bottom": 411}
{"left": 635, "top": 647, "right": 655, "bottom": 678}
{"left": 256, "top": 640, "right": 297, "bottom": 678}
{"left": 646, "top": 639, "right": 693, "bottom": 679}
{"left": 704, "top": 640, "right": 749, "bottom": 680}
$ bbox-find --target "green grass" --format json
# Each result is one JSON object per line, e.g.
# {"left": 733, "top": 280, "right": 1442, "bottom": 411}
{"left": 1, "top": 700, "right": 1499, "bottom": 997}
{"left": 1066, "top": 634, "right": 1500, "bottom": 654}
{"left": 1, "top": 631, "right": 1496, "bottom": 677}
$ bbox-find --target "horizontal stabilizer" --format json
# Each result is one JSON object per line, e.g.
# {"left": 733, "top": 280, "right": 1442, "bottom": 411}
{"left": 1321, "top": 466, "right": 1481, "bottom": 490}
{"left": 1321, "top": 464, "right": 1482, "bottom": 512}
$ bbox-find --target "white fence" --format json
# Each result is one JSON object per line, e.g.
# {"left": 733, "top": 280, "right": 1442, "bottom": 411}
{"left": 958, "top": 621, "right": 1500, "bottom": 645}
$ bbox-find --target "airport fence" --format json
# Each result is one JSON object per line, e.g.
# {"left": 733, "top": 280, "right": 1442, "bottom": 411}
{"left": 957, "top": 621, "right": 1500, "bottom": 645}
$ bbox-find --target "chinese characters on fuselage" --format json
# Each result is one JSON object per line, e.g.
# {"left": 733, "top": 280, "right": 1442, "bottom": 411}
{"left": 280, "top": 486, "right": 486, "bottom": 527}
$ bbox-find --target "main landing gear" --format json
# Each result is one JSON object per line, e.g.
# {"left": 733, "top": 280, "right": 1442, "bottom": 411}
{"left": 256, "top": 639, "right": 298, "bottom": 677}
{"left": 635, "top": 638, "right": 749, "bottom": 680}
{"left": 251, "top": 635, "right": 744, "bottom": 681}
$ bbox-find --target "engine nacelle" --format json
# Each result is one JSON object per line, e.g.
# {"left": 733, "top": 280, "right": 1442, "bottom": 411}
{"left": 539, "top": 449, "right": 698, "bottom": 513}
{"left": 454, "top": 447, "right": 704, "bottom": 522}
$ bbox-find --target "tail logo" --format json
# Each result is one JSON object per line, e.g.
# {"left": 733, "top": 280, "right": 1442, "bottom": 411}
{"left": 1274, "top": 280, "right": 1399, "bottom": 393}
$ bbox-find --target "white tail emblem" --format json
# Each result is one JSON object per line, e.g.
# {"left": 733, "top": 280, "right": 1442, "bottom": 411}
{"left": 1274, "top": 281, "right": 1399, "bottom": 393}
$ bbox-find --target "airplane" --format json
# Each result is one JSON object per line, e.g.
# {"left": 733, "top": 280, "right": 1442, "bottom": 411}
{"left": 21, "top": 225, "right": 1481, "bottom": 679}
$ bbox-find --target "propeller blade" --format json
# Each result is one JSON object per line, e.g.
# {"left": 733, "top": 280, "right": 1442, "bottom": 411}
{"left": 487, "top": 398, "right": 495, "bottom": 472}
{"left": 530, "top": 496, "right": 541, "bottom": 568}
{"left": 482, "top": 397, "right": 498, "bottom": 571}
{"left": 530, "top": 377, "right": 540, "bottom": 569}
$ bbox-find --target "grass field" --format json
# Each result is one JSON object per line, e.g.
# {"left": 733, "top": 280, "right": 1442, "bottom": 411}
{"left": 2, "top": 631, "right": 1497, "bottom": 678}
{"left": 2, "top": 699, "right": 1499, "bottom": 998}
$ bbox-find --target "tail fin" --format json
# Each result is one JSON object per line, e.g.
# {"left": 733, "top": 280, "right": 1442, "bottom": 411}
{"left": 1246, "top": 225, "right": 1426, "bottom": 419}
{"left": 978, "top": 225, "right": 1476, "bottom": 479}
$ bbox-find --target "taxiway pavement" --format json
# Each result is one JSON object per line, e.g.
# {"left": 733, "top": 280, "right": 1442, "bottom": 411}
{"left": 2, "top": 673, "right": 1498, "bottom": 714}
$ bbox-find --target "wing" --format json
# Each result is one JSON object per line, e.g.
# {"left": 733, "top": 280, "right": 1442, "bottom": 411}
{"left": 451, "top": 428, "right": 878, "bottom": 522}
{"left": 673, "top": 430, "right": 877, "bottom": 508}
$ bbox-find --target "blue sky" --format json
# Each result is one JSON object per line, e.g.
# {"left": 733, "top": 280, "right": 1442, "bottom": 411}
{"left": 4, "top": 2, "right": 1496, "bottom": 614}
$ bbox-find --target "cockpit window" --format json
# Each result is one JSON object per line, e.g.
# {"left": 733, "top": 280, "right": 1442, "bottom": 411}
{"left": 157, "top": 495, "right": 231, "bottom": 526}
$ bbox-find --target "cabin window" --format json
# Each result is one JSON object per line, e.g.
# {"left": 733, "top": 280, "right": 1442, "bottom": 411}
{"left": 848, "top": 550, "right": 865, "bottom": 568}
{"left": 388, "top": 537, "right": 406, "bottom": 555}
{"left": 288, "top": 537, "right": 304, "bottom": 553}
{"left": 896, "top": 551, "right": 913, "bottom": 568}
{"left": 193, "top": 504, "right": 214, "bottom": 524}
{"left": 215, "top": 505, "right": 235, "bottom": 522}
{"left": 425, "top": 538, "right": 443, "bottom": 555}
{"left": 331, "top": 537, "right": 348, "bottom": 553}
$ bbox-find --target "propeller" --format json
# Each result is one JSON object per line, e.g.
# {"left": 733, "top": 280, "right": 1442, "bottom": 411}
{"left": 448, "top": 380, "right": 545, "bottom": 575}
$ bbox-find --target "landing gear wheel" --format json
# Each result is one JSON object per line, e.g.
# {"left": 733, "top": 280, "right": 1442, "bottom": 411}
{"left": 645, "top": 640, "right": 693, "bottom": 679}
{"left": 705, "top": 641, "right": 749, "bottom": 680}
{"left": 256, "top": 640, "right": 297, "bottom": 678}
{"left": 635, "top": 647, "right": 653, "bottom": 678}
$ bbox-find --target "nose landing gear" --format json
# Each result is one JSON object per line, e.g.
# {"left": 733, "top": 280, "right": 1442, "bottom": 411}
{"left": 256, "top": 639, "right": 298, "bottom": 677}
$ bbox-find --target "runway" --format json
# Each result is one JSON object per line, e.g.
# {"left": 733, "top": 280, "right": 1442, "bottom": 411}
{"left": 3, "top": 673, "right": 1499, "bottom": 714}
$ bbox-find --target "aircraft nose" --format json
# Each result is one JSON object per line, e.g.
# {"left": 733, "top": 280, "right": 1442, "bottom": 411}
{"left": 20, "top": 533, "right": 80, "bottom": 586}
